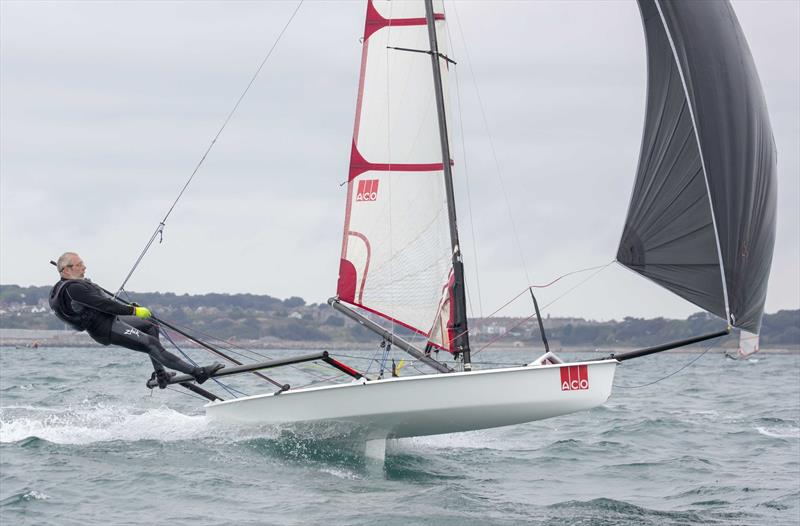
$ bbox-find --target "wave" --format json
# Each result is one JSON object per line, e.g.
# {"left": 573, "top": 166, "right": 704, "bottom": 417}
{"left": 759, "top": 490, "right": 800, "bottom": 511}
{"left": 0, "top": 490, "right": 51, "bottom": 507}
{"left": 0, "top": 384, "right": 34, "bottom": 392}
{"left": 548, "top": 497, "right": 706, "bottom": 523}
{"left": 756, "top": 426, "right": 800, "bottom": 439}
{"left": 670, "top": 485, "right": 738, "bottom": 500}
{"left": 546, "top": 496, "right": 761, "bottom": 524}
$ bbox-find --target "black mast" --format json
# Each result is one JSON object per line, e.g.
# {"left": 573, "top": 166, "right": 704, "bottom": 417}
{"left": 423, "top": 0, "right": 472, "bottom": 371}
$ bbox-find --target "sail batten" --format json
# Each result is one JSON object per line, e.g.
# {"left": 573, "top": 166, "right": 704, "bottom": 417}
{"left": 620, "top": 0, "right": 776, "bottom": 334}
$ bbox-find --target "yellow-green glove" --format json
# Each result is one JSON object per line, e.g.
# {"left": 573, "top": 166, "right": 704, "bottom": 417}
{"left": 134, "top": 306, "right": 152, "bottom": 319}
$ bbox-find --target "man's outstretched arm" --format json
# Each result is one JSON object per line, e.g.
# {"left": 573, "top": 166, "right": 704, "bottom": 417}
{"left": 65, "top": 281, "right": 135, "bottom": 316}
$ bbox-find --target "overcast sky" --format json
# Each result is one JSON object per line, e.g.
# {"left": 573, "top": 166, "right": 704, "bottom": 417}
{"left": 1, "top": 0, "right": 798, "bottom": 323}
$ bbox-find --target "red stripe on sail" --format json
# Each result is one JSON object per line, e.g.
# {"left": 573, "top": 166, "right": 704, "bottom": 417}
{"left": 340, "top": 178, "right": 355, "bottom": 259}
{"left": 349, "top": 141, "right": 444, "bottom": 181}
{"left": 425, "top": 270, "right": 457, "bottom": 354}
{"left": 364, "top": 0, "right": 445, "bottom": 41}
{"left": 336, "top": 231, "right": 372, "bottom": 305}
{"left": 349, "top": 231, "right": 372, "bottom": 304}
{"left": 337, "top": 258, "right": 357, "bottom": 303}
{"left": 445, "top": 272, "right": 456, "bottom": 350}
{"left": 351, "top": 29, "right": 370, "bottom": 144}
{"left": 342, "top": 299, "right": 431, "bottom": 340}
{"left": 340, "top": 25, "right": 371, "bottom": 264}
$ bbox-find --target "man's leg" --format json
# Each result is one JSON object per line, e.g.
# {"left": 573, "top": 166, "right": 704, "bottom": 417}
{"left": 107, "top": 317, "right": 198, "bottom": 375}
{"left": 115, "top": 317, "right": 167, "bottom": 373}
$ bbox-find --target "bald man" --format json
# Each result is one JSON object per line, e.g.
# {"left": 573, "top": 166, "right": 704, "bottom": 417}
{"left": 49, "top": 252, "right": 223, "bottom": 387}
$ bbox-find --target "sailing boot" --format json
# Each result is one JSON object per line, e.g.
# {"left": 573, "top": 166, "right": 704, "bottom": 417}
{"left": 193, "top": 363, "right": 225, "bottom": 384}
{"left": 156, "top": 370, "right": 177, "bottom": 389}
{"left": 147, "top": 370, "right": 177, "bottom": 389}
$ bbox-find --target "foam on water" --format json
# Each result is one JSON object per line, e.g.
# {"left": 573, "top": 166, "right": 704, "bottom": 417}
{"left": 0, "top": 490, "right": 52, "bottom": 507}
{"left": 0, "top": 403, "right": 208, "bottom": 444}
{"left": 0, "top": 401, "right": 397, "bottom": 451}
{"left": 756, "top": 426, "right": 800, "bottom": 439}
{"left": 319, "top": 466, "right": 361, "bottom": 480}
{"left": 400, "top": 429, "right": 511, "bottom": 451}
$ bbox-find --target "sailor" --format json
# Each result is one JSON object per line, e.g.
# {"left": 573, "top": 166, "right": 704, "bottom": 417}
{"left": 49, "top": 252, "right": 224, "bottom": 388}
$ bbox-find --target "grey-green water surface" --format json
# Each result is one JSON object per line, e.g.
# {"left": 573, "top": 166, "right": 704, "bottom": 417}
{"left": 1, "top": 346, "right": 798, "bottom": 525}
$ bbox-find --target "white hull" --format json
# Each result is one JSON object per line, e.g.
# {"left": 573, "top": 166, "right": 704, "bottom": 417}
{"left": 205, "top": 360, "right": 618, "bottom": 439}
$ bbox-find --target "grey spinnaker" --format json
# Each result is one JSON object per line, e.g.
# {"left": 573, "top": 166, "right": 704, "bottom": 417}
{"left": 618, "top": 0, "right": 777, "bottom": 333}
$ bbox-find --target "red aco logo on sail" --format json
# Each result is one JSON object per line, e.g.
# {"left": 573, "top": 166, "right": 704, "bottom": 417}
{"left": 356, "top": 179, "right": 379, "bottom": 202}
{"left": 560, "top": 365, "right": 589, "bottom": 391}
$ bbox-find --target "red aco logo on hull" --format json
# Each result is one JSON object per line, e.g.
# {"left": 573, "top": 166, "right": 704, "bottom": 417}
{"left": 560, "top": 365, "right": 589, "bottom": 391}
{"left": 356, "top": 179, "right": 379, "bottom": 202}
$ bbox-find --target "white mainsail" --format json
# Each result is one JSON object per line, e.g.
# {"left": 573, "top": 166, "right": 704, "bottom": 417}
{"left": 336, "top": 0, "right": 456, "bottom": 350}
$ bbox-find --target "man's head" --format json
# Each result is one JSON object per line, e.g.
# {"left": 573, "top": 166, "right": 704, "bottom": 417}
{"left": 57, "top": 252, "right": 86, "bottom": 279}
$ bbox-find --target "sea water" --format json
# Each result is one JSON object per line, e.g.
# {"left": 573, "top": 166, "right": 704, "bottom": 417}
{"left": 1, "top": 345, "right": 798, "bottom": 525}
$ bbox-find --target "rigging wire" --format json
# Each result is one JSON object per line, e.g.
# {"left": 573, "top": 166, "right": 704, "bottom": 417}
{"left": 450, "top": 1, "right": 533, "bottom": 290}
{"left": 537, "top": 261, "right": 615, "bottom": 312}
{"left": 613, "top": 344, "right": 714, "bottom": 388}
{"left": 485, "top": 261, "right": 616, "bottom": 320}
{"left": 163, "top": 385, "right": 208, "bottom": 402}
{"left": 472, "top": 260, "right": 614, "bottom": 356}
{"left": 115, "top": 0, "right": 306, "bottom": 296}
{"left": 161, "top": 318, "right": 275, "bottom": 362}
{"left": 159, "top": 324, "right": 243, "bottom": 398}
{"left": 377, "top": 340, "right": 392, "bottom": 379}
{"left": 300, "top": 373, "right": 349, "bottom": 388}
{"left": 149, "top": 315, "right": 335, "bottom": 382}
{"left": 361, "top": 342, "right": 385, "bottom": 377}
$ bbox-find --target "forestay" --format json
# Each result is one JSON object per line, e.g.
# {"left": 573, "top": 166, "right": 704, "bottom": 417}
{"left": 618, "top": 0, "right": 777, "bottom": 334}
{"left": 336, "top": 0, "right": 456, "bottom": 350}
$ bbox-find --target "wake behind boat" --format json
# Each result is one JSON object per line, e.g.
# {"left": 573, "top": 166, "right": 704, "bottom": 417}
{"left": 131, "top": 0, "right": 775, "bottom": 460}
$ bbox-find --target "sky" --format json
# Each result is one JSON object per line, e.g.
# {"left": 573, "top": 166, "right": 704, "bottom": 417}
{"left": 1, "top": 0, "right": 798, "bottom": 323}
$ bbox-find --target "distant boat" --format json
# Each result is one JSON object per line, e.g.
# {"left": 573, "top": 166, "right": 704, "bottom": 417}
{"left": 153, "top": 0, "right": 777, "bottom": 460}
{"left": 725, "top": 330, "right": 761, "bottom": 360}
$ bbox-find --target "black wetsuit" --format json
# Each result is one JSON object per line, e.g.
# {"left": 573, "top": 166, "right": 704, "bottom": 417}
{"left": 49, "top": 279, "right": 198, "bottom": 375}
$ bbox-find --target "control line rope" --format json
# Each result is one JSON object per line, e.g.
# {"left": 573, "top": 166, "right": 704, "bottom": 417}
{"left": 613, "top": 344, "right": 714, "bottom": 388}
{"left": 464, "top": 261, "right": 615, "bottom": 356}
{"left": 116, "top": 0, "right": 305, "bottom": 296}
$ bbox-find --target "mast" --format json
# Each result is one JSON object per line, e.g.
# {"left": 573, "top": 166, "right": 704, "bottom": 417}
{"left": 423, "top": 0, "right": 471, "bottom": 370}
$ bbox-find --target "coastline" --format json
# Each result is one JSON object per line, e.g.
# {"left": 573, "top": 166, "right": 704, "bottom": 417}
{"left": 1, "top": 328, "right": 797, "bottom": 353}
